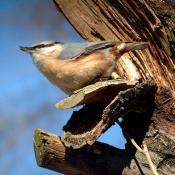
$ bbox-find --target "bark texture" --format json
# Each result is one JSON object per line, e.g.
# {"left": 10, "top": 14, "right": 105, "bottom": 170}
{"left": 54, "top": 0, "right": 175, "bottom": 89}
{"left": 34, "top": 89, "right": 175, "bottom": 175}
{"left": 34, "top": 0, "right": 175, "bottom": 174}
{"left": 34, "top": 128, "right": 139, "bottom": 175}
{"left": 61, "top": 80, "right": 156, "bottom": 149}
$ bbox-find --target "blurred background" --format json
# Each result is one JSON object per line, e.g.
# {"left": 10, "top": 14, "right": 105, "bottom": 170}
{"left": 0, "top": 0, "right": 125, "bottom": 174}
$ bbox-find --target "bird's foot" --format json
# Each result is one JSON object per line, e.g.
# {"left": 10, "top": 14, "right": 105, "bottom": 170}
{"left": 111, "top": 72, "right": 120, "bottom": 79}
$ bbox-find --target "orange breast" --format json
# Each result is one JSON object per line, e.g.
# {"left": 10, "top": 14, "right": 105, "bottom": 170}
{"left": 36, "top": 52, "right": 116, "bottom": 94}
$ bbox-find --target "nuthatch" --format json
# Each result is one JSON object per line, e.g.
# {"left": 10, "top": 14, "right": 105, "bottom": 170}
{"left": 20, "top": 41, "right": 148, "bottom": 94}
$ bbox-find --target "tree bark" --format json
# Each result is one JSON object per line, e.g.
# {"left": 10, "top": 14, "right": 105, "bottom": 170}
{"left": 34, "top": 128, "right": 139, "bottom": 175}
{"left": 60, "top": 80, "right": 157, "bottom": 149}
{"left": 34, "top": 87, "right": 175, "bottom": 175}
{"left": 54, "top": 0, "right": 175, "bottom": 89}
{"left": 34, "top": 0, "right": 175, "bottom": 174}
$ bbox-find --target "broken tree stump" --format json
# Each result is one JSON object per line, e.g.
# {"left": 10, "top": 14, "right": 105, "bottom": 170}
{"left": 33, "top": 0, "right": 175, "bottom": 174}
{"left": 34, "top": 87, "right": 175, "bottom": 174}
{"left": 54, "top": 0, "right": 175, "bottom": 89}
{"left": 60, "top": 80, "right": 157, "bottom": 149}
{"left": 34, "top": 128, "right": 137, "bottom": 175}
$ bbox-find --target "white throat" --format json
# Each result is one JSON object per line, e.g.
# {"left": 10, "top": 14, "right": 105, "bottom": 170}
{"left": 32, "top": 53, "right": 46, "bottom": 65}
{"left": 31, "top": 44, "right": 63, "bottom": 64}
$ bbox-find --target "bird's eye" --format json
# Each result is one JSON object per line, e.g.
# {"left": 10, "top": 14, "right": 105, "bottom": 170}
{"left": 32, "top": 44, "right": 46, "bottom": 49}
{"left": 54, "top": 41, "right": 63, "bottom": 44}
{"left": 36, "top": 44, "right": 45, "bottom": 48}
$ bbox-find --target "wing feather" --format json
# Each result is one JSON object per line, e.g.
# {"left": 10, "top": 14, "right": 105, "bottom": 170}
{"left": 59, "top": 41, "right": 116, "bottom": 60}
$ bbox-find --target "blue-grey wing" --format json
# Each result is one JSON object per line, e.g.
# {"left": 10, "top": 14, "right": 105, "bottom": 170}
{"left": 59, "top": 41, "right": 116, "bottom": 60}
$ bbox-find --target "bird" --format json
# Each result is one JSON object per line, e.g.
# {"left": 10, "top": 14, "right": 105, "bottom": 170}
{"left": 20, "top": 40, "right": 148, "bottom": 94}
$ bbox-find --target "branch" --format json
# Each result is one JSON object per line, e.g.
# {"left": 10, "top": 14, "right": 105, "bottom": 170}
{"left": 142, "top": 142, "right": 159, "bottom": 175}
{"left": 117, "top": 120, "right": 159, "bottom": 175}
{"left": 34, "top": 128, "right": 137, "bottom": 175}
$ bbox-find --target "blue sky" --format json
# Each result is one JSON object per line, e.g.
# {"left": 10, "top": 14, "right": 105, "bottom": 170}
{"left": 0, "top": 1, "right": 125, "bottom": 175}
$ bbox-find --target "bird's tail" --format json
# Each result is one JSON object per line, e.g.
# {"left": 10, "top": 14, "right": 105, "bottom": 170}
{"left": 110, "top": 41, "right": 149, "bottom": 56}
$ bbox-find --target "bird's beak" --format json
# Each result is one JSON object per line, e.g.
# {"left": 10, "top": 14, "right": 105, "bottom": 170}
{"left": 20, "top": 46, "right": 35, "bottom": 53}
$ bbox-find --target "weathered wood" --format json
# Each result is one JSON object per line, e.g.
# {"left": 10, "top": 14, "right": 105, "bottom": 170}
{"left": 122, "top": 88, "right": 175, "bottom": 175}
{"left": 34, "top": 128, "right": 138, "bottom": 175}
{"left": 34, "top": 91, "right": 175, "bottom": 175}
{"left": 33, "top": 1, "right": 175, "bottom": 175}
{"left": 54, "top": 0, "right": 175, "bottom": 89}
{"left": 145, "top": 0, "right": 175, "bottom": 60}
{"left": 55, "top": 79, "right": 138, "bottom": 109}
{"left": 62, "top": 80, "right": 157, "bottom": 149}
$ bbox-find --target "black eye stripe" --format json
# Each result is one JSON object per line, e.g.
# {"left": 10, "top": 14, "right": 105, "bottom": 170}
{"left": 34, "top": 44, "right": 45, "bottom": 49}
{"left": 33, "top": 43, "right": 54, "bottom": 49}
{"left": 33, "top": 42, "right": 62, "bottom": 49}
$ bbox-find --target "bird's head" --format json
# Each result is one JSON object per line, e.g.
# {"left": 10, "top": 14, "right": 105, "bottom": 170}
{"left": 20, "top": 41, "right": 63, "bottom": 63}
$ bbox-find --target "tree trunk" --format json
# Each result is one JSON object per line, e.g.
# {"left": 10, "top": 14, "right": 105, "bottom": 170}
{"left": 54, "top": 0, "right": 175, "bottom": 89}
{"left": 34, "top": 0, "right": 175, "bottom": 174}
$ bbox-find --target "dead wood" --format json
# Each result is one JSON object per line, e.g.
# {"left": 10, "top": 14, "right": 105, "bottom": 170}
{"left": 34, "top": 0, "right": 175, "bottom": 174}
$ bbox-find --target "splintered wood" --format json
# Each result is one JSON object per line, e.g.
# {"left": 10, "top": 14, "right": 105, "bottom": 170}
{"left": 54, "top": 0, "right": 175, "bottom": 90}
{"left": 60, "top": 80, "right": 157, "bottom": 149}
{"left": 34, "top": 0, "right": 175, "bottom": 174}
